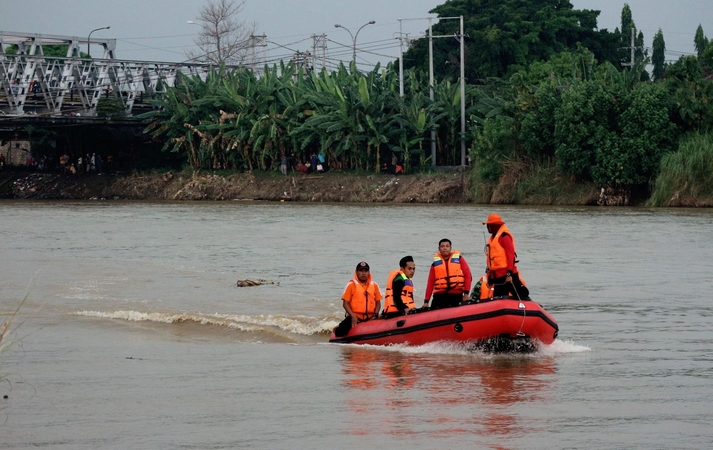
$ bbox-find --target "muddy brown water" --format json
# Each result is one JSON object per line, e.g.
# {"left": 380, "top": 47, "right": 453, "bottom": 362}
{"left": 1, "top": 201, "right": 712, "bottom": 449}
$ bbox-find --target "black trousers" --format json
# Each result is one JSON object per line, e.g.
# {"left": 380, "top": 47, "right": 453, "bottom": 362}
{"left": 334, "top": 316, "right": 353, "bottom": 337}
{"left": 334, "top": 315, "right": 376, "bottom": 337}
{"left": 490, "top": 273, "right": 529, "bottom": 299}
{"left": 431, "top": 293, "right": 463, "bottom": 310}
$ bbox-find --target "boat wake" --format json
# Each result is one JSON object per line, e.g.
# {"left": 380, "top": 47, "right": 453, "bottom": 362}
{"left": 74, "top": 309, "right": 339, "bottom": 343}
{"left": 341, "top": 338, "right": 591, "bottom": 357}
{"left": 72, "top": 309, "right": 590, "bottom": 353}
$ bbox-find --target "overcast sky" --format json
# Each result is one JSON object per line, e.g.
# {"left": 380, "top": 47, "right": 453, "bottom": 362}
{"left": 1, "top": 0, "right": 711, "bottom": 69}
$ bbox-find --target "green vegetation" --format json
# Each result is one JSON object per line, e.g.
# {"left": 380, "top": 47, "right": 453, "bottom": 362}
{"left": 96, "top": 97, "right": 127, "bottom": 119}
{"left": 142, "top": 61, "right": 477, "bottom": 172}
{"left": 648, "top": 133, "right": 713, "bottom": 206}
{"left": 3, "top": 43, "right": 87, "bottom": 58}
{"left": 468, "top": 157, "right": 597, "bottom": 205}
{"left": 10, "top": 4, "right": 711, "bottom": 204}
{"left": 404, "top": 0, "right": 622, "bottom": 80}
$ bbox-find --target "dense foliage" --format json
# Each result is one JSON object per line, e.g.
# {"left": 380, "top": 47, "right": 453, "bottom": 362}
{"left": 403, "top": 0, "right": 622, "bottom": 80}
{"left": 142, "top": 61, "right": 496, "bottom": 172}
{"left": 141, "top": 2, "right": 713, "bottom": 204}
{"left": 648, "top": 133, "right": 713, "bottom": 206}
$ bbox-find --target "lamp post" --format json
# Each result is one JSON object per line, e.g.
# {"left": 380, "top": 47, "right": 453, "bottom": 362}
{"left": 87, "top": 26, "right": 110, "bottom": 58}
{"left": 334, "top": 20, "right": 375, "bottom": 63}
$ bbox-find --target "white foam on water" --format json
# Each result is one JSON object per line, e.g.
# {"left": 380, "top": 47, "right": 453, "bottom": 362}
{"left": 73, "top": 310, "right": 339, "bottom": 336}
{"left": 341, "top": 338, "right": 591, "bottom": 357}
{"left": 74, "top": 310, "right": 263, "bottom": 332}
{"left": 209, "top": 313, "right": 338, "bottom": 335}
{"left": 538, "top": 339, "right": 592, "bottom": 355}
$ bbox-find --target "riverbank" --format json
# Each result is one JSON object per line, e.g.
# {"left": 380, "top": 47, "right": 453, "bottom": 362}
{"left": 0, "top": 170, "right": 471, "bottom": 203}
{"left": 3, "top": 168, "right": 708, "bottom": 206}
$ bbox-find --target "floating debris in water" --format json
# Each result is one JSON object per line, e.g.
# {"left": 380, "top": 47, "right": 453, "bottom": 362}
{"left": 236, "top": 279, "right": 280, "bottom": 287}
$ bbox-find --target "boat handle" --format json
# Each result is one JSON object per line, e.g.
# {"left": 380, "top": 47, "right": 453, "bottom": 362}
{"left": 396, "top": 320, "right": 406, "bottom": 328}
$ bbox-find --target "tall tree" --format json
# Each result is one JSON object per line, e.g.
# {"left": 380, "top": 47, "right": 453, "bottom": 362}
{"left": 652, "top": 29, "right": 666, "bottom": 81}
{"left": 694, "top": 24, "right": 708, "bottom": 59}
{"left": 186, "top": 0, "right": 256, "bottom": 65}
{"left": 621, "top": 3, "right": 634, "bottom": 40}
{"left": 617, "top": 4, "right": 647, "bottom": 79}
{"left": 403, "top": 0, "right": 619, "bottom": 80}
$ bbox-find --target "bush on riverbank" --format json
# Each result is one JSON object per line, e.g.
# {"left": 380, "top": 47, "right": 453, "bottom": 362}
{"left": 468, "top": 157, "right": 600, "bottom": 205}
{"left": 647, "top": 133, "right": 713, "bottom": 206}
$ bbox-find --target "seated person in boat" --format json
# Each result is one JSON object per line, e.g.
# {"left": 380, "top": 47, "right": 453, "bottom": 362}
{"left": 334, "top": 261, "right": 383, "bottom": 337}
{"left": 471, "top": 271, "right": 492, "bottom": 301}
{"left": 482, "top": 214, "right": 529, "bottom": 299}
{"left": 382, "top": 256, "right": 416, "bottom": 318}
{"left": 423, "top": 239, "right": 472, "bottom": 310}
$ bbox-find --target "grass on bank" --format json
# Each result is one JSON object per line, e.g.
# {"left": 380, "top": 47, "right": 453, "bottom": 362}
{"left": 468, "top": 157, "right": 598, "bottom": 205}
{"left": 0, "top": 295, "right": 27, "bottom": 355}
{"left": 1, "top": 295, "right": 27, "bottom": 393}
{"left": 648, "top": 133, "right": 713, "bottom": 207}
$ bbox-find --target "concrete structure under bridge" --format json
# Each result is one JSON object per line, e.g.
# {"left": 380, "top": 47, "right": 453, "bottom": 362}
{"left": 1, "top": 31, "right": 218, "bottom": 117}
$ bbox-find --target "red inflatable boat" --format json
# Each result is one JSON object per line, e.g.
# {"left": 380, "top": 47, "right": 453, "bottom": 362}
{"left": 329, "top": 299, "right": 558, "bottom": 351}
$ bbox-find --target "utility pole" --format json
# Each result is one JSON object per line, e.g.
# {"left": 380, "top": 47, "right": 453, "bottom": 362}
{"left": 620, "top": 27, "right": 641, "bottom": 68}
{"left": 429, "top": 18, "right": 436, "bottom": 166}
{"left": 398, "top": 19, "right": 404, "bottom": 97}
{"left": 249, "top": 34, "right": 268, "bottom": 76}
{"left": 292, "top": 51, "right": 311, "bottom": 71}
{"left": 459, "top": 15, "right": 465, "bottom": 167}
{"left": 312, "top": 34, "right": 327, "bottom": 72}
{"left": 399, "top": 16, "right": 467, "bottom": 167}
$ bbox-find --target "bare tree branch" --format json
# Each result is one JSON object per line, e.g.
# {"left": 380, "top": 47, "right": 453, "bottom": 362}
{"left": 186, "top": 0, "right": 257, "bottom": 65}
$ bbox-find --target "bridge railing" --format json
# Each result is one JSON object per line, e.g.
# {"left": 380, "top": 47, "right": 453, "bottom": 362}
{"left": 1, "top": 31, "right": 218, "bottom": 117}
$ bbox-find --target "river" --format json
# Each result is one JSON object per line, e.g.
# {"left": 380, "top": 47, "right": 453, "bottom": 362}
{"left": 1, "top": 201, "right": 712, "bottom": 449}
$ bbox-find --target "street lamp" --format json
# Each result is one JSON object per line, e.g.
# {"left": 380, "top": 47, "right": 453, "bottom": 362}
{"left": 334, "top": 20, "right": 375, "bottom": 63}
{"left": 87, "top": 26, "right": 110, "bottom": 58}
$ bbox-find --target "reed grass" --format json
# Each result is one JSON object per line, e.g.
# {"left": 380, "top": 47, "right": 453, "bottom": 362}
{"left": 648, "top": 133, "right": 713, "bottom": 206}
{"left": 0, "top": 295, "right": 27, "bottom": 355}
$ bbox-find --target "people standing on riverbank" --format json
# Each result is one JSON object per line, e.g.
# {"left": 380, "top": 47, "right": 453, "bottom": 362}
{"left": 95, "top": 153, "right": 103, "bottom": 174}
{"left": 483, "top": 214, "right": 529, "bottom": 299}
{"left": 334, "top": 261, "right": 382, "bottom": 337}
{"left": 280, "top": 154, "right": 288, "bottom": 176}
{"left": 382, "top": 256, "right": 416, "bottom": 318}
{"left": 423, "top": 239, "right": 472, "bottom": 310}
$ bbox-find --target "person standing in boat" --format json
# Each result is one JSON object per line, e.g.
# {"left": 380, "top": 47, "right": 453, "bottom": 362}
{"left": 423, "top": 239, "right": 472, "bottom": 310}
{"left": 334, "top": 261, "right": 383, "bottom": 337}
{"left": 482, "top": 214, "right": 529, "bottom": 299}
{"left": 382, "top": 256, "right": 416, "bottom": 318}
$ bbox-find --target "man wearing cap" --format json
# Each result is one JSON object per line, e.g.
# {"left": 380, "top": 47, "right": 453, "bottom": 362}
{"left": 334, "top": 261, "right": 383, "bottom": 337}
{"left": 423, "top": 239, "right": 472, "bottom": 310}
{"left": 483, "top": 214, "right": 529, "bottom": 299}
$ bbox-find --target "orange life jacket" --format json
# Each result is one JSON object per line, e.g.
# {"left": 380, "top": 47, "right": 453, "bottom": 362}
{"left": 343, "top": 273, "right": 381, "bottom": 320}
{"left": 432, "top": 251, "right": 465, "bottom": 294}
{"left": 478, "top": 274, "right": 492, "bottom": 300}
{"left": 383, "top": 270, "right": 415, "bottom": 314}
{"left": 485, "top": 224, "right": 518, "bottom": 273}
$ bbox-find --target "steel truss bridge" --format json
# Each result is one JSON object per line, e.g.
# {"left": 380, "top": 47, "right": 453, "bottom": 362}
{"left": 1, "top": 31, "right": 216, "bottom": 118}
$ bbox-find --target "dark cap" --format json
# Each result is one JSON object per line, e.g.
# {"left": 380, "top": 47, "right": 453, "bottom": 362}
{"left": 356, "top": 261, "right": 370, "bottom": 271}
